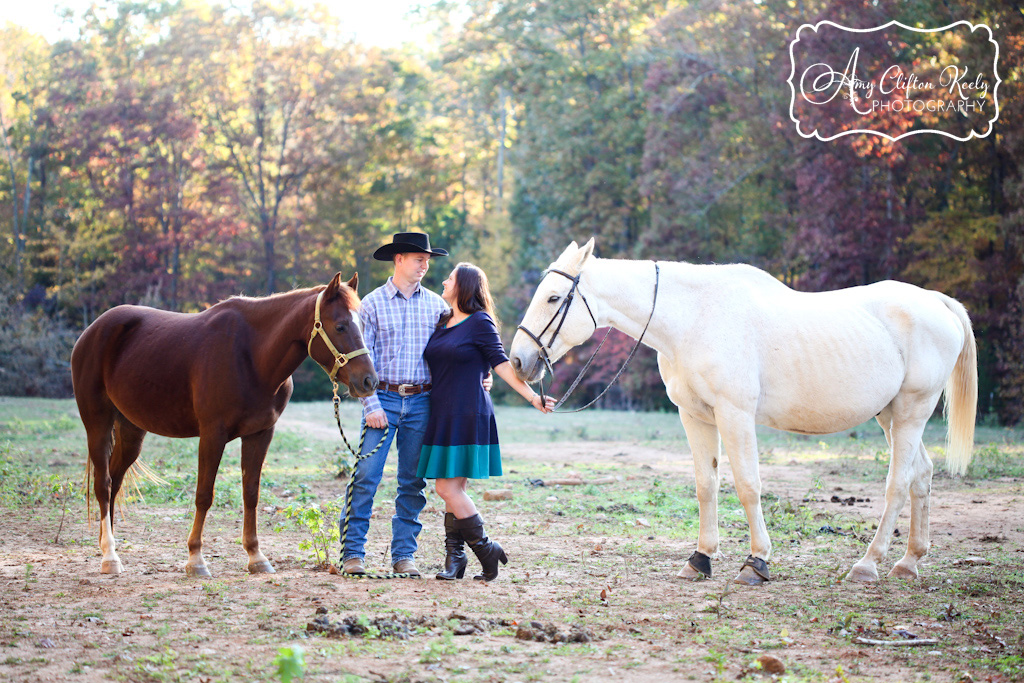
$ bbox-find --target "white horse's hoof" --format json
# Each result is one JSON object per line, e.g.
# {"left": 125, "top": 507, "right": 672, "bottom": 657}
{"left": 100, "top": 559, "right": 123, "bottom": 574}
{"left": 733, "top": 565, "right": 768, "bottom": 586}
{"left": 847, "top": 564, "right": 879, "bottom": 583}
{"left": 887, "top": 564, "right": 918, "bottom": 580}
{"left": 677, "top": 563, "right": 706, "bottom": 581}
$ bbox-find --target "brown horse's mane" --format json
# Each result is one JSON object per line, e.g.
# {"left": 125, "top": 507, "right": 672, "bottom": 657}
{"left": 212, "top": 283, "right": 361, "bottom": 315}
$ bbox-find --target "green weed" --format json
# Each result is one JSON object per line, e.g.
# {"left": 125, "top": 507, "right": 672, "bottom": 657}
{"left": 273, "top": 645, "right": 306, "bottom": 683}
{"left": 966, "top": 442, "right": 1024, "bottom": 479}
{"left": 419, "top": 632, "right": 458, "bottom": 663}
{"left": 283, "top": 499, "right": 343, "bottom": 567}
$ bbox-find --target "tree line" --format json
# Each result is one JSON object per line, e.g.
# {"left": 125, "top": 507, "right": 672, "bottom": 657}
{"left": 1, "top": 0, "right": 1021, "bottom": 424}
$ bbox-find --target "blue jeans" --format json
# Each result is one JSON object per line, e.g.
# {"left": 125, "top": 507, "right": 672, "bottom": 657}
{"left": 340, "top": 391, "right": 430, "bottom": 563}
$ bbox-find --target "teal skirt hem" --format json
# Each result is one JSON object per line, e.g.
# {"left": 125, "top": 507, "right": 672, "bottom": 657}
{"left": 417, "top": 443, "right": 502, "bottom": 479}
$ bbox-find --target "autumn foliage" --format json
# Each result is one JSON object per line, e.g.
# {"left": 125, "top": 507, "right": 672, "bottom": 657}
{"left": 1, "top": 0, "right": 1021, "bottom": 423}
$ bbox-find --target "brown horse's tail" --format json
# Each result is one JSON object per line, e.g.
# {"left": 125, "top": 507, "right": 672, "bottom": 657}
{"left": 939, "top": 294, "right": 978, "bottom": 476}
{"left": 84, "top": 428, "right": 169, "bottom": 524}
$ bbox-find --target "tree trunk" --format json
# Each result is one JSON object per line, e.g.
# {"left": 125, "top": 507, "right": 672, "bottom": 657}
{"left": 18, "top": 156, "right": 32, "bottom": 284}
{"left": 496, "top": 87, "right": 508, "bottom": 213}
{"left": 263, "top": 219, "right": 276, "bottom": 294}
{"left": 171, "top": 213, "right": 181, "bottom": 311}
{"left": 0, "top": 106, "right": 26, "bottom": 286}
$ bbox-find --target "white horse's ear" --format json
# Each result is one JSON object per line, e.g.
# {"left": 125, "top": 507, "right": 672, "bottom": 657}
{"left": 571, "top": 238, "right": 596, "bottom": 272}
{"left": 555, "top": 241, "right": 579, "bottom": 266}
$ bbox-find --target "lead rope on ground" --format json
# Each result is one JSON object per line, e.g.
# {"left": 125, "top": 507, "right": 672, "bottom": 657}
{"left": 331, "top": 382, "right": 417, "bottom": 580}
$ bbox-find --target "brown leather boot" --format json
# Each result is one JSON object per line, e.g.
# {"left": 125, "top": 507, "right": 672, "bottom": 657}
{"left": 435, "top": 512, "right": 467, "bottom": 580}
{"left": 341, "top": 557, "right": 366, "bottom": 576}
{"left": 453, "top": 513, "right": 507, "bottom": 582}
{"left": 392, "top": 559, "right": 421, "bottom": 577}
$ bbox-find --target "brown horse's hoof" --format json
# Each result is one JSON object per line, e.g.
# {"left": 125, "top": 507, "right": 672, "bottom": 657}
{"left": 100, "top": 559, "right": 123, "bottom": 575}
{"left": 887, "top": 563, "right": 918, "bottom": 580}
{"left": 247, "top": 560, "right": 276, "bottom": 574}
{"left": 186, "top": 564, "right": 212, "bottom": 577}
{"left": 846, "top": 563, "right": 879, "bottom": 583}
{"left": 733, "top": 565, "right": 767, "bottom": 585}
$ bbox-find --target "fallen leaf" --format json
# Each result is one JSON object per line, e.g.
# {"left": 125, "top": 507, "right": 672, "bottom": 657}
{"left": 756, "top": 654, "right": 785, "bottom": 675}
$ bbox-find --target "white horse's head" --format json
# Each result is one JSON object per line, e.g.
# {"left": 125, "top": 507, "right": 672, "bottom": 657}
{"left": 510, "top": 238, "right": 598, "bottom": 383}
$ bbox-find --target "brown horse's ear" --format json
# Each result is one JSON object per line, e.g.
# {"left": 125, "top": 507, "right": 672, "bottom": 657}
{"left": 346, "top": 273, "right": 358, "bottom": 292}
{"left": 325, "top": 272, "right": 344, "bottom": 302}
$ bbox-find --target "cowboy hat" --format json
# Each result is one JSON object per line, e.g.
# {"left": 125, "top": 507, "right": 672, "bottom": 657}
{"left": 372, "top": 232, "right": 449, "bottom": 261}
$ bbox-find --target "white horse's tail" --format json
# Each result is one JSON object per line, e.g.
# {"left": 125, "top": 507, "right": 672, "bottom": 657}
{"left": 938, "top": 294, "right": 978, "bottom": 476}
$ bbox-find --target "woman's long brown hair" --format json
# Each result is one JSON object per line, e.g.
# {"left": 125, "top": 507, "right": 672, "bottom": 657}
{"left": 439, "top": 262, "right": 500, "bottom": 329}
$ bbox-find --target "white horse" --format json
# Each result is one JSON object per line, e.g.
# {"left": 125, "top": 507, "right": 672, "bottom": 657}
{"left": 510, "top": 239, "right": 977, "bottom": 585}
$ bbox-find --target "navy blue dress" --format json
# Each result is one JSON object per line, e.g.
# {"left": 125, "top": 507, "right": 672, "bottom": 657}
{"left": 417, "top": 311, "right": 509, "bottom": 479}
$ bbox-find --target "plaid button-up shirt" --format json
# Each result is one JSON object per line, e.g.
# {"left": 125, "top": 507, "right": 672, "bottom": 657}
{"left": 358, "top": 277, "right": 449, "bottom": 417}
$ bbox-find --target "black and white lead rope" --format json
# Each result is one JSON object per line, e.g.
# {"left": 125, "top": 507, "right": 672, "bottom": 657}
{"left": 331, "top": 384, "right": 419, "bottom": 580}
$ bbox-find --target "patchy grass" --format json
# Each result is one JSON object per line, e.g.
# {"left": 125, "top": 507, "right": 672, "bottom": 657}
{"left": 0, "top": 397, "right": 1021, "bottom": 682}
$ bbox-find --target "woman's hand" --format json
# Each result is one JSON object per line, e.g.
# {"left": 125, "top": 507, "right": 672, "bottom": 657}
{"left": 491, "top": 361, "right": 555, "bottom": 413}
{"left": 530, "top": 394, "right": 556, "bottom": 413}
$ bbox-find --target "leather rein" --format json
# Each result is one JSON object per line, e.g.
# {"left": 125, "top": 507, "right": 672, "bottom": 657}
{"left": 516, "top": 263, "right": 660, "bottom": 413}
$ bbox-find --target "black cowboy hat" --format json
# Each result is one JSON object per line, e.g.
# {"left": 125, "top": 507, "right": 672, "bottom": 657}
{"left": 373, "top": 232, "right": 449, "bottom": 261}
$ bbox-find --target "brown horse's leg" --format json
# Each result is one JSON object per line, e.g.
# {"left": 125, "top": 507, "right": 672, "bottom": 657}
{"left": 109, "top": 417, "right": 147, "bottom": 526}
{"left": 241, "top": 427, "right": 276, "bottom": 574}
{"left": 185, "top": 434, "right": 227, "bottom": 577}
{"left": 84, "top": 412, "right": 120, "bottom": 574}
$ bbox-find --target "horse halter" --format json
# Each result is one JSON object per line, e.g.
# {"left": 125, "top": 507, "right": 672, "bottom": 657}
{"left": 307, "top": 290, "right": 370, "bottom": 383}
{"left": 516, "top": 268, "right": 598, "bottom": 377}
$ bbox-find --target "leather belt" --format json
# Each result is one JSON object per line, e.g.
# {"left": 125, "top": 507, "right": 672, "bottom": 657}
{"left": 380, "top": 382, "right": 432, "bottom": 397}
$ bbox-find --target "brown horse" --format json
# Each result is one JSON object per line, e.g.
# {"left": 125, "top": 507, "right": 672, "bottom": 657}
{"left": 71, "top": 273, "right": 377, "bottom": 577}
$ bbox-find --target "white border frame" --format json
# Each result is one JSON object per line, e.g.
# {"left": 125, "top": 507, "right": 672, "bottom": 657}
{"left": 787, "top": 20, "right": 1002, "bottom": 142}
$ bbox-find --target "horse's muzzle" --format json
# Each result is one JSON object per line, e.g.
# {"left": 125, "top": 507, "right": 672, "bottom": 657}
{"left": 510, "top": 352, "right": 545, "bottom": 384}
{"left": 349, "top": 372, "right": 379, "bottom": 398}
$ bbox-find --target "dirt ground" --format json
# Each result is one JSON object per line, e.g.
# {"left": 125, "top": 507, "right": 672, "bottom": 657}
{"left": 1, "top": 433, "right": 1022, "bottom": 683}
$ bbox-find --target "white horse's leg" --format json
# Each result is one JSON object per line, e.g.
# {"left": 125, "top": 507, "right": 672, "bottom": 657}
{"left": 875, "top": 406, "right": 893, "bottom": 450}
{"left": 849, "top": 407, "right": 929, "bottom": 583}
{"left": 677, "top": 413, "right": 720, "bottom": 580}
{"left": 717, "top": 405, "right": 771, "bottom": 585}
{"left": 889, "top": 442, "right": 933, "bottom": 579}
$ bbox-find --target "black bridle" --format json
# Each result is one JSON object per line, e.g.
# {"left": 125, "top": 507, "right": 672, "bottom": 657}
{"left": 516, "top": 268, "right": 597, "bottom": 371}
{"left": 517, "top": 263, "right": 660, "bottom": 412}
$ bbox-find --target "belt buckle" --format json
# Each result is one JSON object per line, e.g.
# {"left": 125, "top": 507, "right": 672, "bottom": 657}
{"left": 398, "top": 383, "right": 413, "bottom": 397}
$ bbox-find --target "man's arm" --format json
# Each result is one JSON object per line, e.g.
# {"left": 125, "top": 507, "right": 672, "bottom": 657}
{"left": 358, "top": 296, "right": 385, "bottom": 422}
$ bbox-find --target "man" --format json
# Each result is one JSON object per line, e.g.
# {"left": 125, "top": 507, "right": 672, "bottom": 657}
{"left": 339, "top": 232, "right": 450, "bottom": 577}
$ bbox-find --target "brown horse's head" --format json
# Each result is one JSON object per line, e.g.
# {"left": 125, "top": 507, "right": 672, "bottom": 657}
{"left": 312, "top": 273, "right": 379, "bottom": 397}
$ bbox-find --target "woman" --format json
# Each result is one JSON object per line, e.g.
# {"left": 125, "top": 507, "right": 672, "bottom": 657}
{"left": 417, "top": 262, "right": 554, "bottom": 581}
